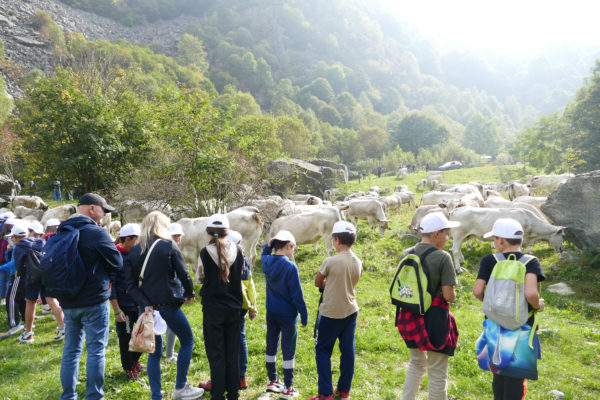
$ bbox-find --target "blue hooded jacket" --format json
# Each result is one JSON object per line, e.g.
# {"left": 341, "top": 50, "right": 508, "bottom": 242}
{"left": 13, "top": 237, "right": 44, "bottom": 279}
{"left": 261, "top": 244, "right": 308, "bottom": 325}
{"left": 56, "top": 214, "right": 123, "bottom": 309}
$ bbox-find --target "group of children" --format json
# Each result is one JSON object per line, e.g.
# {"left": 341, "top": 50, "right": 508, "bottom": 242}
{"left": 1, "top": 206, "right": 545, "bottom": 400}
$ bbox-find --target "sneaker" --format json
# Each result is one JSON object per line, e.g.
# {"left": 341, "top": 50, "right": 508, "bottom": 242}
{"left": 125, "top": 368, "right": 138, "bottom": 380}
{"left": 334, "top": 388, "right": 350, "bottom": 399}
{"left": 172, "top": 383, "right": 204, "bottom": 400}
{"left": 165, "top": 354, "right": 178, "bottom": 363}
{"left": 41, "top": 304, "right": 52, "bottom": 315}
{"left": 239, "top": 378, "right": 248, "bottom": 390}
{"left": 7, "top": 324, "right": 24, "bottom": 336}
{"left": 0, "top": 298, "right": 5, "bottom": 306}
{"left": 280, "top": 387, "right": 299, "bottom": 400}
{"left": 266, "top": 380, "right": 285, "bottom": 393}
{"left": 198, "top": 381, "right": 212, "bottom": 391}
{"left": 306, "top": 395, "right": 334, "bottom": 400}
{"left": 54, "top": 327, "right": 66, "bottom": 341}
{"left": 134, "top": 361, "right": 145, "bottom": 373}
{"left": 18, "top": 331, "right": 34, "bottom": 344}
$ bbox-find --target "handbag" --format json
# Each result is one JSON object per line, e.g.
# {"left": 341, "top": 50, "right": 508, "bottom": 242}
{"left": 128, "top": 311, "right": 155, "bottom": 353}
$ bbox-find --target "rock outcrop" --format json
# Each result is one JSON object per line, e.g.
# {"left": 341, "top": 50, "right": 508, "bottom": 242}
{"left": 541, "top": 170, "right": 600, "bottom": 251}
{"left": 0, "top": 174, "right": 14, "bottom": 206}
{"left": 267, "top": 158, "right": 348, "bottom": 196}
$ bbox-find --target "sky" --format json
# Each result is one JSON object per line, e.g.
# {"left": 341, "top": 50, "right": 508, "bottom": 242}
{"left": 382, "top": 0, "right": 598, "bottom": 56}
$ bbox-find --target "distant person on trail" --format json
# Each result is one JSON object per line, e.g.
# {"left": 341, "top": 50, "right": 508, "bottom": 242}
{"left": 261, "top": 230, "right": 308, "bottom": 399}
{"left": 472, "top": 218, "right": 546, "bottom": 400}
{"left": 425, "top": 163, "right": 430, "bottom": 172}
{"left": 377, "top": 165, "right": 382, "bottom": 178}
{"left": 397, "top": 212, "right": 460, "bottom": 400}
{"left": 53, "top": 180, "right": 62, "bottom": 201}
{"left": 55, "top": 193, "right": 123, "bottom": 400}
{"left": 308, "top": 221, "right": 362, "bottom": 400}
{"left": 29, "top": 180, "right": 37, "bottom": 195}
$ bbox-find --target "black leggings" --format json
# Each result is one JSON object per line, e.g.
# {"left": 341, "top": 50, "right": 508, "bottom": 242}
{"left": 115, "top": 306, "right": 142, "bottom": 371}
{"left": 492, "top": 374, "right": 526, "bottom": 400}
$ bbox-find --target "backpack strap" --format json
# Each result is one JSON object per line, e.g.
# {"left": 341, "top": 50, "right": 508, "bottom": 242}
{"left": 419, "top": 246, "right": 440, "bottom": 297}
{"left": 138, "top": 239, "right": 161, "bottom": 288}
{"left": 492, "top": 253, "right": 506, "bottom": 262}
{"left": 518, "top": 254, "right": 535, "bottom": 265}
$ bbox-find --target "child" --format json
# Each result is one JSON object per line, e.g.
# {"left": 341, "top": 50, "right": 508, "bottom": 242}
{"left": 261, "top": 230, "right": 308, "bottom": 399}
{"left": 165, "top": 222, "right": 186, "bottom": 363}
{"left": 308, "top": 221, "right": 362, "bottom": 400}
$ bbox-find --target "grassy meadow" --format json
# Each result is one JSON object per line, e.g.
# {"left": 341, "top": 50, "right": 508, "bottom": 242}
{"left": 1, "top": 165, "right": 600, "bottom": 399}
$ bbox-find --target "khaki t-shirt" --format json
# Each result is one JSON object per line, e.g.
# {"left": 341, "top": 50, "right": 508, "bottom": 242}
{"left": 318, "top": 250, "right": 363, "bottom": 319}
{"left": 400, "top": 243, "right": 457, "bottom": 298}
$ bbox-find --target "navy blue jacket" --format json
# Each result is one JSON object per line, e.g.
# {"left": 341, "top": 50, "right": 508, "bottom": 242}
{"left": 109, "top": 244, "right": 136, "bottom": 309}
{"left": 13, "top": 237, "right": 44, "bottom": 280}
{"left": 261, "top": 244, "right": 308, "bottom": 325}
{"left": 59, "top": 215, "right": 123, "bottom": 309}
{"left": 127, "top": 237, "right": 194, "bottom": 308}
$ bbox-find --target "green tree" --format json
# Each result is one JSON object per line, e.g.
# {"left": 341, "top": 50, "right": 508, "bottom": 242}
{"left": 0, "top": 75, "right": 12, "bottom": 127}
{"left": 357, "top": 126, "right": 389, "bottom": 159}
{"left": 14, "top": 68, "right": 153, "bottom": 192}
{"left": 275, "top": 115, "right": 316, "bottom": 159}
{"left": 389, "top": 112, "right": 449, "bottom": 154}
{"left": 463, "top": 113, "right": 502, "bottom": 156}
{"left": 215, "top": 85, "right": 261, "bottom": 118}
{"left": 176, "top": 33, "right": 209, "bottom": 73}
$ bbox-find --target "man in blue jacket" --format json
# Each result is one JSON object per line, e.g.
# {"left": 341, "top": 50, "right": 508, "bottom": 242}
{"left": 57, "top": 193, "right": 123, "bottom": 400}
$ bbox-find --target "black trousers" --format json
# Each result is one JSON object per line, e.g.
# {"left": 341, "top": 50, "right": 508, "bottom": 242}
{"left": 115, "top": 306, "right": 142, "bottom": 371}
{"left": 203, "top": 307, "right": 241, "bottom": 400}
{"left": 492, "top": 374, "right": 526, "bottom": 400}
{"left": 6, "top": 275, "right": 25, "bottom": 328}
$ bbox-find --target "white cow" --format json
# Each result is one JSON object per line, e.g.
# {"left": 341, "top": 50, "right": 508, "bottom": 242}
{"left": 416, "top": 179, "right": 428, "bottom": 191}
{"left": 484, "top": 197, "right": 551, "bottom": 223}
{"left": 396, "top": 167, "right": 408, "bottom": 178}
{"left": 393, "top": 191, "right": 416, "bottom": 208}
{"left": 449, "top": 206, "right": 565, "bottom": 271}
{"left": 409, "top": 205, "right": 448, "bottom": 233}
{"left": 369, "top": 186, "right": 381, "bottom": 194}
{"left": 508, "top": 182, "right": 530, "bottom": 200}
{"left": 513, "top": 196, "right": 547, "bottom": 210}
{"left": 178, "top": 206, "right": 263, "bottom": 283}
{"left": 380, "top": 195, "right": 402, "bottom": 214}
{"left": 306, "top": 196, "right": 324, "bottom": 206}
{"left": 109, "top": 221, "right": 122, "bottom": 236}
{"left": 346, "top": 198, "right": 390, "bottom": 235}
{"left": 13, "top": 206, "right": 44, "bottom": 220}
{"left": 443, "top": 193, "right": 484, "bottom": 213}
{"left": 323, "top": 188, "right": 340, "bottom": 202}
{"left": 421, "top": 191, "right": 465, "bottom": 206}
{"left": 41, "top": 204, "right": 77, "bottom": 225}
{"left": 248, "top": 197, "right": 294, "bottom": 233}
{"left": 429, "top": 179, "right": 440, "bottom": 190}
{"left": 394, "top": 185, "right": 408, "bottom": 192}
{"left": 427, "top": 171, "right": 444, "bottom": 181}
{"left": 269, "top": 206, "right": 343, "bottom": 255}
{"left": 11, "top": 195, "right": 48, "bottom": 210}
{"left": 119, "top": 200, "right": 172, "bottom": 225}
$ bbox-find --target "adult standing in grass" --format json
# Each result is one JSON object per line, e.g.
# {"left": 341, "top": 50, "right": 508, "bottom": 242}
{"left": 56, "top": 193, "right": 123, "bottom": 400}
{"left": 308, "top": 221, "right": 362, "bottom": 400}
{"left": 261, "top": 230, "right": 308, "bottom": 399}
{"left": 199, "top": 214, "right": 244, "bottom": 400}
{"left": 127, "top": 211, "right": 201, "bottom": 400}
{"left": 472, "top": 218, "right": 545, "bottom": 400}
{"left": 397, "top": 212, "right": 460, "bottom": 400}
{"left": 110, "top": 223, "right": 143, "bottom": 380}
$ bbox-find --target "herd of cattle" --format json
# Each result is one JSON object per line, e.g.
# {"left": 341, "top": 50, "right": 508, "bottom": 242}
{"left": 4, "top": 171, "right": 573, "bottom": 277}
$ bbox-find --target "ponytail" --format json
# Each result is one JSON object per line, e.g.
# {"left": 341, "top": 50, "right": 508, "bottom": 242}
{"left": 207, "top": 227, "right": 230, "bottom": 282}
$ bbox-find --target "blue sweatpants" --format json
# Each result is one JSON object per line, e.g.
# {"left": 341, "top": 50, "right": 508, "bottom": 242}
{"left": 266, "top": 318, "right": 297, "bottom": 388}
{"left": 315, "top": 312, "right": 358, "bottom": 395}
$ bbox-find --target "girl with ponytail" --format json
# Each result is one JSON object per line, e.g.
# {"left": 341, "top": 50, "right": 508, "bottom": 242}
{"left": 199, "top": 214, "right": 245, "bottom": 400}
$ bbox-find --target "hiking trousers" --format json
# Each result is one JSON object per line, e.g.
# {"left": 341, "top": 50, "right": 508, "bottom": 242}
{"left": 401, "top": 348, "right": 449, "bottom": 400}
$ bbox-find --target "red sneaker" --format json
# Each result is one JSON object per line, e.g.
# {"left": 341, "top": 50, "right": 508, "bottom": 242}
{"left": 334, "top": 388, "right": 350, "bottom": 399}
{"left": 125, "top": 369, "right": 138, "bottom": 380}
{"left": 240, "top": 378, "right": 248, "bottom": 390}
{"left": 306, "top": 395, "right": 334, "bottom": 400}
{"left": 198, "top": 380, "right": 212, "bottom": 391}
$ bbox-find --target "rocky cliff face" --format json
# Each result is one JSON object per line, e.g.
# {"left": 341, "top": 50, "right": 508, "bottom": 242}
{"left": 0, "top": 0, "right": 201, "bottom": 97}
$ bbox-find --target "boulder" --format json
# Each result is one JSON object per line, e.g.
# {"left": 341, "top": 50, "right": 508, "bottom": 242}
{"left": 548, "top": 390, "right": 565, "bottom": 400}
{"left": 541, "top": 170, "right": 600, "bottom": 251}
{"left": 267, "top": 158, "right": 347, "bottom": 196}
{"left": 310, "top": 159, "right": 348, "bottom": 183}
{"left": 546, "top": 282, "right": 574, "bottom": 296}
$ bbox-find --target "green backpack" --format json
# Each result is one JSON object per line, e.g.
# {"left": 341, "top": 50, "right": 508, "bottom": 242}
{"left": 390, "top": 247, "right": 438, "bottom": 315}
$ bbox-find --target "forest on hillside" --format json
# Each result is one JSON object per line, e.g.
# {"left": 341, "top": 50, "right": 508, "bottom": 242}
{"left": 0, "top": 0, "right": 599, "bottom": 213}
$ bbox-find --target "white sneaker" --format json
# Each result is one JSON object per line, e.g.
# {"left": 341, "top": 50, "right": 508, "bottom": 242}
{"left": 41, "top": 304, "right": 52, "bottom": 315}
{"left": 54, "top": 327, "right": 66, "bottom": 341}
{"left": 165, "top": 354, "right": 178, "bottom": 363}
{"left": 0, "top": 298, "right": 5, "bottom": 306}
{"left": 18, "top": 331, "right": 34, "bottom": 344}
{"left": 172, "top": 383, "right": 204, "bottom": 399}
{"left": 7, "top": 323, "right": 24, "bottom": 336}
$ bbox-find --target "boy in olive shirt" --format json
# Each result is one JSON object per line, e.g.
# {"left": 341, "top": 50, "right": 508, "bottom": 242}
{"left": 398, "top": 212, "right": 460, "bottom": 400}
{"left": 309, "top": 221, "right": 362, "bottom": 400}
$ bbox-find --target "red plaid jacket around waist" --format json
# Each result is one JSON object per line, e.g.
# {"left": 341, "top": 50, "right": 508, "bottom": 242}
{"left": 396, "top": 296, "right": 459, "bottom": 351}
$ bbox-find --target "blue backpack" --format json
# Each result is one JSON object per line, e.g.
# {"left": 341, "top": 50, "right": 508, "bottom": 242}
{"left": 41, "top": 224, "right": 92, "bottom": 300}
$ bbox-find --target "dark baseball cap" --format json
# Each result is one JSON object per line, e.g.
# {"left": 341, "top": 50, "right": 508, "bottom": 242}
{"left": 77, "top": 193, "right": 115, "bottom": 213}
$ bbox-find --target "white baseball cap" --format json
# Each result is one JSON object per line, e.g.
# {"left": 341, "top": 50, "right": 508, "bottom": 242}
{"left": 484, "top": 218, "right": 524, "bottom": 239}
{"left": 0, "top": 211, "right": 15, "bottom": 220}
{"left": 8, "top": 223, "right": 28, "bottom": 237}
{"left": 168, "top": 223, "right": 184, "bottom": 236}
{"left": 45, "top": 218, "right": 60, "bottom": 228}
{"left": 271, "top": 230, "right": 296, "bottom": 246}
{"left": 5, "top": 217, "right": 19, "bottom": 226}
{"left": 28, "top": 221, "right": 44, "bottom": 235}
{"left": 119, "top": 223, "right": 141, "bottom": 238}
{"left": 207, "top": 214, "right": 229, "bottom": 229}
{"left": 226, "top": 230, "right": 243, "bottom": 245}
{"left": 332, "top": 221, "right": 356, "bottom": 234}
{"left": 419, "top": 212, "right": 459, "bottom": 233}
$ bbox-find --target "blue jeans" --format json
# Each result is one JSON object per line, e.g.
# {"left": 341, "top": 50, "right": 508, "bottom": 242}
{"left": 0, "top": 269, "right": 9, "bottom": 298}
{"left": 315, "top": 312, "right": 358, "bottom": 395}
{"left": 60, "top": 301, "right": 110, "bottom": 400}
{"left": 239, "top": 310, "right": 248, "bottom": 378}
{"left": 147, "top": 305, "right": 194, "bottom": 400}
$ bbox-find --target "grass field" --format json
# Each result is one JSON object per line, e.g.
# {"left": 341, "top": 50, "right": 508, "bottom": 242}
{"left": 1, "top": 165, "right": 599, "bottom": 399}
